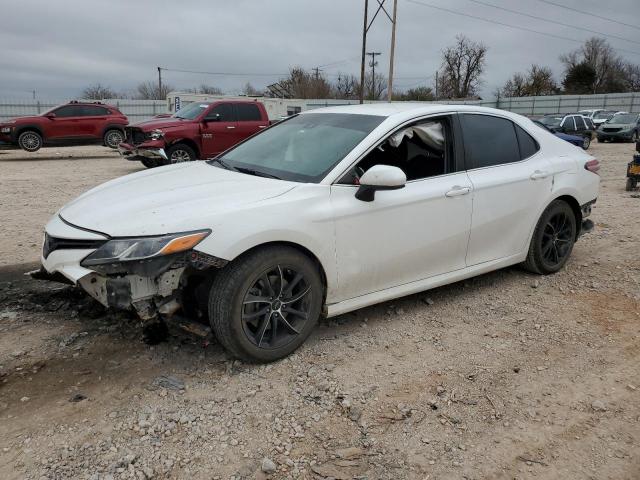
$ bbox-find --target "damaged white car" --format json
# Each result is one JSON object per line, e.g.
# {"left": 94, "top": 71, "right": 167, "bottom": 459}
{"left": 36, "top": 104, "right": 600, "bottom": 362}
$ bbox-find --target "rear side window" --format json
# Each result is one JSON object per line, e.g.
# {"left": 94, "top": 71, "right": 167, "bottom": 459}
{"left": 235, "top": 103, "right": 262, "bottom": 121}
{"left": 206, "top": 103, "right": 236, "bottom": 121}
{"left": 575, "top": 116, "right": 586, "bottom": 129}
{"left": 81, "top": 106, "right": 110, "bottom": 116}
{"left": 515, "top": 125, "right": 539, "bottom": 160}
{"left": 562, "top": 117, "right": 576, "bottom": 130}
{"left": 460, "top": 114, "right": 520, "bottom": 168}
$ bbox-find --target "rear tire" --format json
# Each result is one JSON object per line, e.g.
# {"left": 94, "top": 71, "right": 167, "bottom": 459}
{"left": 581, "top": 135, "right": 590, "bottom": 150}
{"left": 163, "top": 143, "right": 196, "bottom": 165}
{"left": 18, "top": 130, "right": 42, "bottom": 152}
{"left": 523, "top": 200, "right": 577, "bottom": 275}
{"left": 208, "top": 246, "right": 323, "bottom": 363}
{"left": 627, "top": 178, "right": 637, "bottom": 191}
{"left": 103, "top": 129, "right": 124, "bottom": 149}
{"left": 631, "top": 131, "right": 639, "bottom": 143}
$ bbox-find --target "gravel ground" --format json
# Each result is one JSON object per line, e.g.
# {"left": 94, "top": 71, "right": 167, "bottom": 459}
{"left": 0, "top": 142, "right": 639, "bottom": 480}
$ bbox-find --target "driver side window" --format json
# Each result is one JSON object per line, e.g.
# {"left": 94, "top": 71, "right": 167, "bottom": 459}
{"left": 338, "top": 117, "right": 452, "bottom": 185}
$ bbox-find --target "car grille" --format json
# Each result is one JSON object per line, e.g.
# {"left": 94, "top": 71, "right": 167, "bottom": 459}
{"left": 602, "top": 127, "right": 622, "bottom": 132}
{"left": 125, "top": 127, "right": 147, "bottom": 145}
{"left": 43, "top": 233, "right": 106, "bottom": 259}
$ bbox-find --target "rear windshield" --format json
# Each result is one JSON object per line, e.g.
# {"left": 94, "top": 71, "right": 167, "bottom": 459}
{"left": 540, "top": 116, "right": 562, "bottom": 127}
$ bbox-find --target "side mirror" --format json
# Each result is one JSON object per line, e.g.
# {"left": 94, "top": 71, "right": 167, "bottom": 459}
{"left": 45, "top": 112, "right": 56, "bottom": 119}
{"left": 355, "top": 165, "right": 406, "bottom": 202}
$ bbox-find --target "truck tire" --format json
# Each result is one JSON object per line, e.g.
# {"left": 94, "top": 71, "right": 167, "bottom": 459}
{"left": 208, "top": 246, "right": 323, "bottom": 363}
{"left": 141, "top": 158, "right": 158, "bottom": 169}
{"left": 523, "top": 200, "right": 577, "bottom": 275}
{"left": 103, "top": 129, "right": 124, "bottom": 149}
{"left": 164, "top": 144, "right": 196, "bottom": 165}
{"left": 18, "top": 130, "right": 43, "bottom": 152}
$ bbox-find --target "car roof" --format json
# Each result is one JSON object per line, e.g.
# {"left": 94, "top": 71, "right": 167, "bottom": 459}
{"left": 300, "top": 102, "right": 528, "bottom": 123}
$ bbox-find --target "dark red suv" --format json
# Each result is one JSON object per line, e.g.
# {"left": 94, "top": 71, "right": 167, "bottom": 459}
{"left": 0, "top": 101, "right": 128, "bottom": 152}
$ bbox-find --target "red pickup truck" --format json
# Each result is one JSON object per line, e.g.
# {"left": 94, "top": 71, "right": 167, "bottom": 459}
{"left": 118, "top": 100, "right": 269, "bottom": 168}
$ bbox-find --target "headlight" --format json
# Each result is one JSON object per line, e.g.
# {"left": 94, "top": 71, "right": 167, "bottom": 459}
{"left": 149, "top": 129, "right": 164, "bottom": 140}
{"left": 81, "top": 230, "right": 210, "bottom": 266}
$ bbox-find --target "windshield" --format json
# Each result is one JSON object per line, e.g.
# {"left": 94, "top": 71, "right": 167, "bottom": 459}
{"left": 594, "top": 111, "right": 614, "bottom": 120}
{"left": 174, "top": 102, "right": 210, "bottom": 120}
{"left": 608, "top": 114, "right": 637, "bottom": 124}
{"left": 212, "top": 113, "right": 385, "bottom": 183}
{"left": 540, "top": 116, "right": 562, "bottom": 127}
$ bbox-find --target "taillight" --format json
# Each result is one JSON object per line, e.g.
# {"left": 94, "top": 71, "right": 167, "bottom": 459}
{"left": 585, "top": 159, "right": 600, "bottom": 174}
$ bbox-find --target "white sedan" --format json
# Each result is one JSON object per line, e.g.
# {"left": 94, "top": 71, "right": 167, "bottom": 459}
{"left": 37, "top": 104, "right": 600, "bottom": 362}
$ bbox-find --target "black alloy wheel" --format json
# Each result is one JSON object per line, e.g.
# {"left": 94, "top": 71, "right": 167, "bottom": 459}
{"left": 208, "top": 246, "right": 323, "bottom": 362}
{"left": 241, "top": 265, "right": 312, "bottom": 349}
{"left": 523, "top": 200, "right": 577, "bottom": 274}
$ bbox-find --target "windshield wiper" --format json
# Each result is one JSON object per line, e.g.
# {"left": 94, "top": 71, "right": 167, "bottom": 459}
{"left": 234, "top": 167, "right": 282, "bottom": 180}
{"left": 209, "top": 158, "right": 236, "bottom": 171}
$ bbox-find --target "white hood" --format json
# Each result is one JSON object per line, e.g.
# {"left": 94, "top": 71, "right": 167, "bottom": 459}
{"left": 60, "top": 162, "right": 297, "bottom": 237}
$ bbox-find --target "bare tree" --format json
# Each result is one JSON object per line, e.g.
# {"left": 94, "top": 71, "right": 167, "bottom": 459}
{"left": 365, "top": 71, "right": 387, "bottom": 100}
{"left": 82, "top": 83, "right": 117, "bottom": 100}
{"left": 439, "top": 35, "right": 487, "bottom": 99}
{"left": 500, "top": 65, "right": 558, "bottom": 97}
{"left": 397, "top": 86, "right": 434, "bottom": 101}
{"left": 135, "top": 81, "right": 174, "bottom": 100}
{"left": 560, "top": 37, "right": 626, "bottom": 93}
{"left": 274, "top": 67, "right": 333, "bottom": 99}
{"left": 623, "top": 63, "right": 640, "bottom": 91}
{"left": 333, "top": 74, "right": 360, "bottom": 99}
{"left": 242, "top": 82, "right": 262, "bottom": 96}
{"left": 198, "top": 84, "right": 223, "bottom": 95}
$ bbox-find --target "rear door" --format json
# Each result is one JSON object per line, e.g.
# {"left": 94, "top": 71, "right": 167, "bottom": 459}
{"left": 573, "top": 115, "right": 588, "bottom": 137}
{"left": 78, "top": 105, "right": 110, "bottom": 138}
{"left": 234, "top": 103, "right": 269, "bottom": 141}
{"left": 561, "top": 116, "right": 577, "bottom": 136}
{"left": 200, "top": 103, "right": 238, "bottom": 157}
{"left": 462, "top": 113, "right": 553, "bottom": 265}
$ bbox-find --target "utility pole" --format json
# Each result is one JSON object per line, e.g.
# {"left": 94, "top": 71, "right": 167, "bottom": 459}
{"left": 32, "top": 90, "right": 36, "bottom": 100}
{"left": 157, "top": 67, "right": 162, "bottom": 98}
{"left": 312, "top": 67, "right": 322, "bottom": 81}
{"left": 359, "top": 0, "right": 369, "bottom": 104}
{"left": 435, "top": 71, "right": 438, "bottom": 100}
{"left": 386, "top": 0, "right": 398, "bottom": 102}
{"left": 367, "top": 52, "right": 381, "bottom": 100}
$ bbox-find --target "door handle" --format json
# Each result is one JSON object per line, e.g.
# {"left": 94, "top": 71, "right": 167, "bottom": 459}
{"left": 258, "top": 125, "right": 267, "bottom": 129}
{"left": 226, "top": 126, "right": 236, "bottom": 129}
{"left": 445, "top": 186, "right": 471, "bottom": 197}
{"left": 530, "top": 170, "right": 550, "bottom": 180}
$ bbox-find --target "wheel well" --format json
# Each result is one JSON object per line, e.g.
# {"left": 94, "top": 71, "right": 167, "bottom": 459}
{"left": 169, "top": 139, "right": 201, "bottom": 159}
{"left": 16, "top": 126, "right": 43, "bottom": 139}
{"left": 102, "top": 125, "right": 125, "bottom": 136}
{"left": 555, "top": 195, "right": 582, "bottom": 239}
{"left": 234, "top": 241, "right": 328, "bottom": 301}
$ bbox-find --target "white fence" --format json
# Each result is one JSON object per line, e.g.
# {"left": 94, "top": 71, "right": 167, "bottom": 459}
{"left": 0, "top": 92, "right": 638, "bottom": 122}
{"left": 0, "top": 99, "right": 166, "bottom": 122}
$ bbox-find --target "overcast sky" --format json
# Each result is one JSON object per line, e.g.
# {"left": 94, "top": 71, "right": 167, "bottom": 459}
{"left": 1, "top": 0, "right": 639, "bottom": 100}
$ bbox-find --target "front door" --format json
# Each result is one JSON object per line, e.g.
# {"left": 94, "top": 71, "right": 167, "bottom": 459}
{"left": 47, "top": 105, "right": 83, "bottom": 139}
{"left": 200, "top": 103, "right": 239, "bottom": 157}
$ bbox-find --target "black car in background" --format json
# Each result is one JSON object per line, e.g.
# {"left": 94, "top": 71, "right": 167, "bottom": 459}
{"left": 539, "top": 113, "right": 595, "bottom": 149}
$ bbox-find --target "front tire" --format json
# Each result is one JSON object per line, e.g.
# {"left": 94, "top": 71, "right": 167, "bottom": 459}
{"left": 627, "top": 178, "right": 638, "bottom": 191}
{"left": 103, "top": 129, "right": 124, "bottom": 149}
{"left": 631, "top": 131, "right": 639, "bottom": 143}
{"left": 140, "top": 158, "right": 158, "bottom": 169}
{"left": 523, "top": 200, "right": 577, "bottom": 275}
{"left": 18, "top": 130, "right": 42, "bottom": 152}
{"left": 208, "top": 246, "right": 323, "bottom": 363}
{"left": 164, "top": 144, "right": 196, "bottom": 165}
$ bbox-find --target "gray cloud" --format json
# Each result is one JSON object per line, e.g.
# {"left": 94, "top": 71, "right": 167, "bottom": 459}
{"left": 1, "top": 0, "right": 638, "bottom": 100}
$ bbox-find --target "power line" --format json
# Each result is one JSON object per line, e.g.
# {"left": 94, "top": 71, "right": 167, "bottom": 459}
{"left": 159, "top": 67, "right": 287, "bottom": 77}
{"left": 535, "top": 0, "right": 640, "bottom": 32}
{"left": 466, "top": 0, "right": 640, "bottom": 46}
{"left": 405, "top": 0, "right": 640, "bottom": 57}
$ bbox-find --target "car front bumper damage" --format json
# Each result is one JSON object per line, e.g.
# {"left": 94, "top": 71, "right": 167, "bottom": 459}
{"left": 35, "top": 215, "right": 227, "bottom": 324}
{"left": 118, "top": 142, "right": 168, "bottom": 161}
